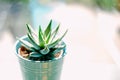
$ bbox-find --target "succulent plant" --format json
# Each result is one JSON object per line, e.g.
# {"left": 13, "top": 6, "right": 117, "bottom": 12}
{"left": 18, "top": 20, "right": 68, "bottom": 61}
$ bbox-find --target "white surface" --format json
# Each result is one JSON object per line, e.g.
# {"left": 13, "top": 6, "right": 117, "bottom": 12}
{"left": 0, "top": 4, "right": 120, "bottom": 80}
{"left": 62, "top": 64, "right": 120, "bottom": 80}
{"left": 0, "top": 33, "right": 120, "bottom": 80}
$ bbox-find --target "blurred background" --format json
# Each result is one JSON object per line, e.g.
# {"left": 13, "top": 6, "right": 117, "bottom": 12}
{"left": 0, "top": 0, "right": 120, "bottom": 39}
{"left": 1, "top": 0, "right": 120, "bottom": 80}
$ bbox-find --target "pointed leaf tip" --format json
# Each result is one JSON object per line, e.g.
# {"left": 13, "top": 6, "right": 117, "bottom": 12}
{"left": 44, "top": 20, "right": 52, "bottom": 37}
{"left": 38, "top": 26, "right": 45, "bottom": 47}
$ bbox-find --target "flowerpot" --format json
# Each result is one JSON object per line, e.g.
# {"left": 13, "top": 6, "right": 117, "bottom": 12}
{"left": 15, "top": 36, "right": 67, "bottom": 80}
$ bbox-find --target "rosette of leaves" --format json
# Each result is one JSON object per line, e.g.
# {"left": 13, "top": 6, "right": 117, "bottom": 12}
{"left": 18, "top": 20, "right": 68, "bottom": 61}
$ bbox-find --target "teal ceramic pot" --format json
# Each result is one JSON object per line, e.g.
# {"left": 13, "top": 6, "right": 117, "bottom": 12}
{"left": 15, "top": 36, "right": 67, "bottom": 80}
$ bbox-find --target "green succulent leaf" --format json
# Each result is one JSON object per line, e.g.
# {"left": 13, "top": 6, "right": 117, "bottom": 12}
{"left": 46, "top": 32, "right": 51, "bottom": 44}
{"left": 26, "top": 24, "right": 37, "bottom": 37}
{"left": 26, "top": 24, "right": 38, "bottom": 43}
{"left": 38, "top": 26, "right": 45, "bottom": 47}
{"left": 47, "top": 39, "right": 58, "bottom": 48}
{"left": 59, "top": 29, "right": 68, "bottom": 41}
{"left": 27, "top": 34, "right": 40, "bottom": 50}
{"left": 29, "top": 52, "right": 42, "bottom": 58}
{"left": 40, "top": 46, "right": 50, "bottom": 55}
{"left": 44, "top": 20, "right": 52, "bottom": 37}
{"left": 48, "top": 29, "right": 68, "bottom": 48}
{"left": 44, "top": 20, "right": 52, "bottom": 44}
{"left": 52, "top": 41, "right": 66, "bottom": 54}
{"left": 17, "top": 37, "right": 33, "bottom": 49}
{"left": 52, "top": 47, "right": 63, "bottom": 55}
{"left": 51, "top": 24, "right": 60, "bottom": 42}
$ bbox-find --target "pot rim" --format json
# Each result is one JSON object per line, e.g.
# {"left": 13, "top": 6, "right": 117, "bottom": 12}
{"left": 14, "top": 35, "right": 67, "bottom": 63}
